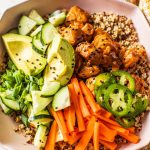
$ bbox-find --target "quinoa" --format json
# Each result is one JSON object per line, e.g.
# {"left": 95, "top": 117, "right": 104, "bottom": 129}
{"left": 90, "top": 12, "right": 139, "bottom": 47}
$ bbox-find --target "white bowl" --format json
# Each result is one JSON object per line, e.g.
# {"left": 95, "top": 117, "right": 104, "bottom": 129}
{"left": 0, "top": 0, "right": 150, "bottom": 150}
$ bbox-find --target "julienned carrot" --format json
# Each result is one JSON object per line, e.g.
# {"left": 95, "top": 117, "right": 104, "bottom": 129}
{"left": 68, "top": 84, "right": 85, "bottom": 132}
{"left": 99, "top": 136, "right": 114, "bottom": 142}
{"left": 79, "top": 81, "right": 100, "bottom": 113}
{"left": 100, "top": 107, "right": 112, "bottom": 118}
{"left": 95, "top": 114, "right": 120, "bottom": 126}
{"left": 50, "top": 108, "right": 68, "bottom": 141}
{"left": 75, "top": 116, "right": 96, "bottom": 150}
{"left": 99, "top": 140, "right": 117, "bottom": 150}
{"left": 45, "top": 120, "right": 58, "bottom": 150}
{"left": 71, "top": 78, "right": 90, "bottom": 118}
{"left": 128, "top": 127, "right": 135, "bottom": 133}
{"left": 118, "top": 132, "right": 140, "bottom": 144}
{"left": 64, "top": 105, "right": 75, "bottom": 133}
{"left": 99, "top": 122, "right": 117, "bottom": 142}
{"left": 57, "top": 110, "right": 68, "bottom": 133}
{"left": 105, "top": 123, "right": 129, "bottom": 134}
{"left": 93, "top": 122, "right": 100, "bottom": 150}
{"left": 68, "top": 132, "right": 83, "bottom": 145}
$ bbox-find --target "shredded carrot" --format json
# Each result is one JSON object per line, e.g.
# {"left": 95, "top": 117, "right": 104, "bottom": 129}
{"left": 99, "top": 122, "right": 117, "bottom": 142}
{"left": 128, "top": 127, "right": 135, "bottom": 133}
{"left": 75, "top": 116, "right": 96, "bottom": 150}
{"left": 50, "top": 108, "right": 68, "bottom": 141}
{"left": 95, "top": 114, "right": 120, "bottom": 126}
{"left": 99, "top": 140, "right": 117, "bottom": 150}
{"left": 100, "top": 107, "right": 112, "bottom": 118}
{"left": 71, "top": 78, "right": 90, "bottom": 118}
{"left": 68, "top": 132, "right": 83, "bottom": 145}
{"left": 99, "top": 136, "right": 114, "bottom": 142}
{"left": 118, "top": 132, "right": 140, "bottom": 144}
{"left": 68, "top": 84, "right": 85, "bottom": 132}
{"left": 105, "top": 123, "right": 129, "bottom": 134}
{"left": 93, "top": 122, "right": 100, "bottom": 150}
{"left": 45, "top": 120, "right": 58, "bottom": 150}
{"left": 63, "top": 105, "right": 75, "bottom": 133}
{"left": 79, "top": 81, "right": 100, "bottom": 113}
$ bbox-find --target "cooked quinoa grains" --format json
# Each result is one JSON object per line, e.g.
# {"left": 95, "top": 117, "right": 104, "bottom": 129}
{"left": 90, "top": 12, "right": 139, "bottom": 47}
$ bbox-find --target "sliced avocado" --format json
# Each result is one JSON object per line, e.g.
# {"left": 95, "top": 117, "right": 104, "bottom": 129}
{"left": 29, "top": 10, "right": 45, "bottom": 25}
{"left": 45, "top": 35, "right": 75, "bottom": 86}
{"left": 52, "top": 86, "right": 70, "bottom": 111}
{"left": 18, "top": 16, "right": 37, "bottom": 35}
{"left": 31, "top": 91, "right": 53, "bottom": 114}
{"left": 2, "top": 33, "right": 47, "bottom": 76}
{"left": 41, "top": 22, "right": 58, "bottom": 44}
{"left": 49, "top": 12, "right": 66, "bottom": 27}
{"left": 41, "top": 81, "right": 60, "bottom": 96}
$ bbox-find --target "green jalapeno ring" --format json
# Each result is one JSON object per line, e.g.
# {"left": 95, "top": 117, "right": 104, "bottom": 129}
{"left": 116, "top": 117, "right": 135, "bottom": 128}
{"left": 112, "top": 70, "right": 135, "bottom": 93}
{"left": 127, "top": 97, "right": 149, "bottom": 118}
{"left": 104, "top": 83, "right": 133, "bottom": 117}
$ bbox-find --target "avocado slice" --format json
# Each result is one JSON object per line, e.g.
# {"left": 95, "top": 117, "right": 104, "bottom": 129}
{"left": 44, "top": 35, "right": 75, "bottom": 86}
{"left": 52, "top": 86, "right": 71, "bottom": 111}
{"left": 2, "top": 33, "right": 47, "bottom": 76}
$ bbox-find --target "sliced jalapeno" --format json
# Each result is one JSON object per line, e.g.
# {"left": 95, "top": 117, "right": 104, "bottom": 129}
{"left": 127, "top": 97, "right": 149, "bottom": 117}
{"left": 94, "top": 73, "right": 116, "bottom": 94}
{"left": 104, "top": 84, "right": 133, "bottom": 117}
{"left": 112, "top": 70, "right": 135, "bottom": 93}
{"left": 116, "top": 117, "right": 135, "bottom": 128}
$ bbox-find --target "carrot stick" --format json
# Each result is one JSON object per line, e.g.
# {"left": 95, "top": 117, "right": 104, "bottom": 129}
{"left": 99, "top": 140, "right": 117, "bottom": 150}
{"left": 79, "top": 81, "right": 100, "bottom": 113}
{"left": 63, "top": 105, "right": 75, "bottom": 133}
{"left": 45, "top": 120, "right": 58, "bottom": 150}
{"left": 68, "top": 84, "right": 85, "bottom": 132}
{"left": 75, "top": 116, "right": 96, "bottom": 150}
{"left": 50, "top": 108, "right": 68, "bottom": 141}
{"left": 95, "top": 114, "right": 120, "bottom": 126}
{"left": 99, "top": 122, "right": 117, "bottom": 142}
{"left": 71, "top": 78, "right": 90, "bottom": 118}
{"left": 100, "top": 107, "right": 112, "bottom": 118}
{"left": 128, "top": 127, "right": 135, "bottom": 133}
{"left": 99, "top": 136, "right": 114, "bottom": 142}
{"left": 68, "top": 132, "right": 83, "bottom": 145}
{"left": 105, "top": 123, "right": 129, "bottom": 134}
{"left": 93, "top": 122, "right": 100, "bottom": 150}
{"left": 118, "top": 132, "right": 140, "bottom": 144}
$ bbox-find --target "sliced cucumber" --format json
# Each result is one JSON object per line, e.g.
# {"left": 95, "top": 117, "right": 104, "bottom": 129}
{"left": 31, "top": 91, "right": 53, "bottom": 114}
{"left": 49, "top": 12, "right": 66, "bottom": 26}
{"left": 8, "top": 28, "right": 18, "bottom": 34}
{"left": 30, "top": 25, "right": 42, "bottom": 37}
{"left": 29, "top": 10, "right": 45, "bottom": 25}
{"left": 41, "top": 22, "right": 58, "bottom": 44}
{"left": 41, "top": 81, "right": 60, "bottom": 97}
{"left": 21, "top": 114, "right": 28, "bottom": 127}
{"left": 0, "top": 98, "right": 13, "bottom": 114}
{"left": 27, "top": 103, "right": 33, "bottom": 117}
{"left": 52, "top": 86, "right": 70, "bottom": 111}
{"left": 34, "top": 125, "right": 47, "bottom": 148}
{"left": 32, "top": 32, "right": 48, "bottom": 54}
{"left": 18, "top": 16, "right": 37, "bottom": 35}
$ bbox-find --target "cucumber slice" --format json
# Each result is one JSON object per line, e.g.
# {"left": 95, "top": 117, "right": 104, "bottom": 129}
{"left": 31, "top": 91, "right": 53, "bottom": 114}
{"left": 32, "top": 32, "right": 48, "bottom": 54}
{"left": 41, "top": 22, "right": 58, "bottom": 44}
{"left": 41, "top": 81, "right": 60, "bottom": 97}
{"left": 18, "top": 16, "right": 37, "bottom": 35}
{"left": 21, "top": 114, "right": 28, "bottom": 127}
{"left": 30, "top": 25, "right": 42, "bottom": 37}
{"left": 29, "top": 10, "right": 45, "bottom": 25}
{"left": 49, "top": 12, "right": 66, "bottom": 26}
{"left": 1, "top": 97, "right": 20, "bottom": 111}
{"left": 27, "top": 104, "right": 33, "bottom": 117}
{"left": 8, "top": 28, "right": 18, "bottom": 34}
{"left": 56, "top": 128, "right": 64, "bottom": 142}
{"left": 0, "top": 98, "right": 13, "bottom": 114}
{"left": 34, "top": 125, "right": 47, "bottom": 148}
{"left": 52, "top": 86, "right": 70, "bottom": 111}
